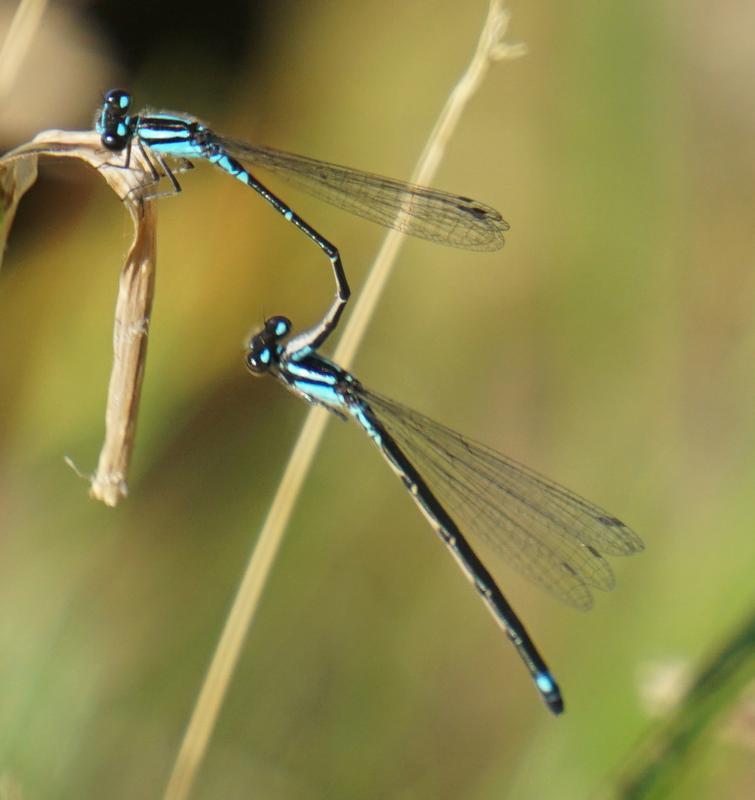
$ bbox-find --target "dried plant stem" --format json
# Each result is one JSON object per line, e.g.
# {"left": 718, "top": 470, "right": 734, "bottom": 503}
{"left": 164, "top": 4, "right": 525, "bottom": 799}
{"left": 88, "top": 198, "right": 156, "bottom": 505}
{"left": 1, "top": 130, "right": 158, "bottom": 505}
{"left": 336, "top": 2, "right": 526, "bottom": 368}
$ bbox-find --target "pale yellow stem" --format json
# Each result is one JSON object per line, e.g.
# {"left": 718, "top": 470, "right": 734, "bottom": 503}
{"left": 164, "top": 5, "right": 525, "bottom": 799}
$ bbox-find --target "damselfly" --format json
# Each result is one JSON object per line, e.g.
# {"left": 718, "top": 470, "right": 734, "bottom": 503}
{"left": 246, "top": 316, "right": 644, "bottom": 714}
{"left": 96, "top": 89, "right": 509, "bottom": 350}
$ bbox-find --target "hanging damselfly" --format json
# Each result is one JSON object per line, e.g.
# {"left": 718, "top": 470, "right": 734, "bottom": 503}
{"left": 245, "top": 315, "right": 644, "bottom": 714}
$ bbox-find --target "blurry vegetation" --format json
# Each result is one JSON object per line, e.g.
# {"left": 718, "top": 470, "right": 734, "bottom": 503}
{"left": 0, "top": 1, "right": 753, "bottom": 798}
{"left": 618, "top": 608, "right": 755, "bottom": 800}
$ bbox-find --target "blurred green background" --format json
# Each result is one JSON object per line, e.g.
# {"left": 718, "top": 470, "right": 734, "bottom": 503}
{"left": 1, "top": 1, "right": 753, "bottom": 798}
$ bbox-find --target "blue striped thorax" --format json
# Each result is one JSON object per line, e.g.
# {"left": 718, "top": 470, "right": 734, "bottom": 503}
{"left": 135, "top": 115, "right": 211, "bottom": 158}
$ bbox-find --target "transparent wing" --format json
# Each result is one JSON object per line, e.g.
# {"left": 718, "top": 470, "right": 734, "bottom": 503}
{"left": 221, "top": 140, "right": 508, "bottom": 251}
{"left": 363, "top": 389, "right": 644, "bottom": 610}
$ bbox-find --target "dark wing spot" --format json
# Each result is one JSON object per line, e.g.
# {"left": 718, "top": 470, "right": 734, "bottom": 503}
{"left": 458, "top": 204, "right": 490, "bottom": 220}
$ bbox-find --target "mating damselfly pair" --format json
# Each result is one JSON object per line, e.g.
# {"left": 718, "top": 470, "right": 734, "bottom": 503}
{"left": 95, "top": 89, "right": 643, "bottom": 714}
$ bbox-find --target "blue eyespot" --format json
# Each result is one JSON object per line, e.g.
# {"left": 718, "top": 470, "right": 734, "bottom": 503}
{"left": 104, "top": 89, "right": 131, "bottom": 112}
{"left": 265, "top": 315, "right": 291, "bottom": 339}
{"left": 536, "top": 672, "right": 555, "bottom": 694}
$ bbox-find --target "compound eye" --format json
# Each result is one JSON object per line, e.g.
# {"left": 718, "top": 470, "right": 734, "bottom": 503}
{"left": 104, "top": 88, "right": 131, "bottom": 111}
{"left": 264, "top": 315, "right": 291, "bottom": 339}
{"left": 246, "top": 344, "right": 273, "bottom": 375}
{"left": 101, "top": 131, "right": 128, "bottom": 151}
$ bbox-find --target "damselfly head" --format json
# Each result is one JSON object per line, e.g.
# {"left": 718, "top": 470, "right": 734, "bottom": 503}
{"left": 97, "top": 88, "right": 133, "bottom": 151}
{"left": 246, "top": 316, "right": 291, "bottom": 376}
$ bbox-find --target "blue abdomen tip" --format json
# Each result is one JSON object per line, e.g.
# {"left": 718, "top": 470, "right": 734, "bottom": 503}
{"left": 536, "top": 672, "right": 555, "bottom": 693}
{"left": 536, "top": 672, "right": 564, "bottom": 715}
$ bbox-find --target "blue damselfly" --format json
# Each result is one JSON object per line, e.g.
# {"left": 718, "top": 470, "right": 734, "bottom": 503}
{"left": 96, "top": 89, "right": 508, "bottom": 350}
{"left": 245, "top": 316, "right": 644, "bottom": 714}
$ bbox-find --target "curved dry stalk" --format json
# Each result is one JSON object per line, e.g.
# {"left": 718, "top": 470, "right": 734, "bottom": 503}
{"left": 0, "top": 130, "right": 158, "bottom": 505}
{"left": 163, "top": 3, "right": 526, "bottom": 799}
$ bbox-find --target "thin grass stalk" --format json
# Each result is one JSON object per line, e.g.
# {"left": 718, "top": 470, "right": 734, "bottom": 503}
{"left": 164, "top": 4, "right": 525, "bottom": 798}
